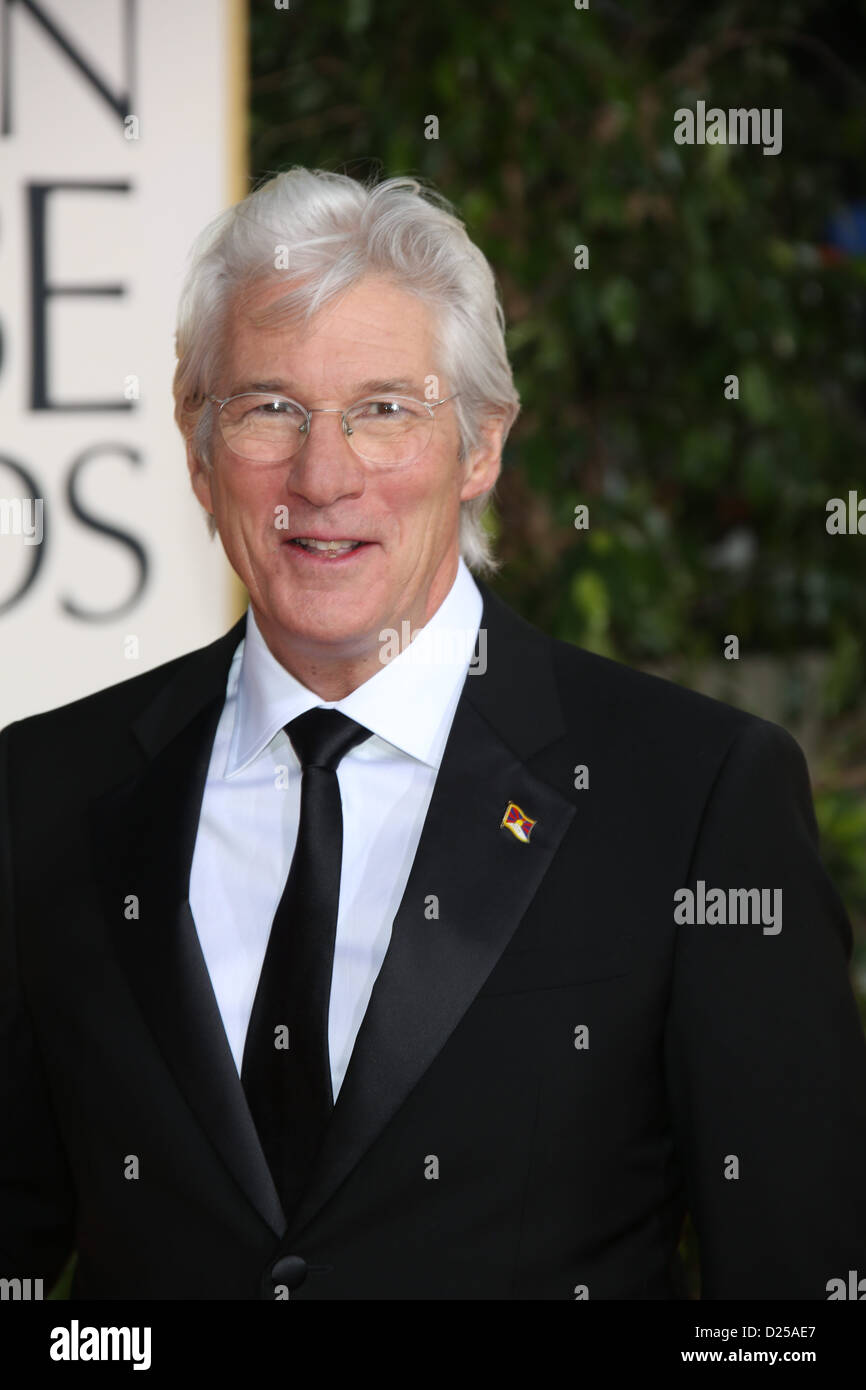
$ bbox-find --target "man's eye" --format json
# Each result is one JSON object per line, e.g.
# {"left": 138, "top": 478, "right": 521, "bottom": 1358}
{"left": 246, "top": 399, "right": 300, "bottom": 419}
{"left": 361, "top": 399, "right": 405, "bottom": 417}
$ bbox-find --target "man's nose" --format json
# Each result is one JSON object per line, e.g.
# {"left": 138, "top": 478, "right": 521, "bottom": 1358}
{"left": 286, "top": 409, "right": 366, "bottom": 506}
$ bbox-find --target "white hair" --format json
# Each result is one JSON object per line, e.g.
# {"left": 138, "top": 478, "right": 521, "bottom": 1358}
{"left": 172, "top": 167, "right": 521, "bottom": 573}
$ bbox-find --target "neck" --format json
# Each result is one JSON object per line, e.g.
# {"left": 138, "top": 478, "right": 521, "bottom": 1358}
{"left": 272, "top": 646, "right": 391, "bottom": 702}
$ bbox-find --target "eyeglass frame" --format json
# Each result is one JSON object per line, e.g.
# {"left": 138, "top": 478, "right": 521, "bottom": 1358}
{"left": 205, "top": 389, "right": 461, "bottom": 465}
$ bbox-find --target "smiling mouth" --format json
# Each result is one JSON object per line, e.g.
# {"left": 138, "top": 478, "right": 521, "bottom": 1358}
{"left": 288, "top": 537, "right": 369, "bottom": 557}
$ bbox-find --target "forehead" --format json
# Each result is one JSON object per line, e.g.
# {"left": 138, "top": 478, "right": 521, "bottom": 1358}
{"left": 222, "top": 274, "right": 439, "bottom": 395}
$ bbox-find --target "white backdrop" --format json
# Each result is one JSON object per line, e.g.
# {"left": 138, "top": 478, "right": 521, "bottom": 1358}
{"left": 0, "top": 0, "right": 243, "bottom": 726}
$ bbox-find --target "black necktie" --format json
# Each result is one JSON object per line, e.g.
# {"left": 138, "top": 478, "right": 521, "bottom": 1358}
{"left": 241, "top": 707, "right": 372, "bottom": 1220}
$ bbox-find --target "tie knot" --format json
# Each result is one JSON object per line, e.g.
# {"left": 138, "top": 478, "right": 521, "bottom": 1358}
{"left": 285, "top": 708, "right": 371, "bottom": 771}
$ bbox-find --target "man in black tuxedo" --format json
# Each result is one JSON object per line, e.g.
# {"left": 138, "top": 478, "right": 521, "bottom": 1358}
{"left": 2, "top": 167, "right": 866, "bottom": 1301}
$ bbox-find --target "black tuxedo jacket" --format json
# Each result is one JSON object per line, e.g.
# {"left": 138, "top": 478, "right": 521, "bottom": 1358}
{"left": 2, "top": 581, "right": 866, "bottom": 1300}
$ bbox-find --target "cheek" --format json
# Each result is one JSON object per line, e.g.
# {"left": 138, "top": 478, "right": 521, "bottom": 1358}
{"left": 215, "top": 465, "right": 273, "bottom": 524}
{"left": 384, "top": 457, "right": 462, "bottom": 525}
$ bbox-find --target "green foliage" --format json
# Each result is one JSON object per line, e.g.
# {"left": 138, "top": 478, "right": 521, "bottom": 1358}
{"left": 248, "top": 2, "right": 866, "bottom": 987}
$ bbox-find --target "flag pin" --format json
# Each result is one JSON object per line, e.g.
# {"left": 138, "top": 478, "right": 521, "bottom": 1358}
{"left": 501, "top": 802, "right": 536, "bottom": 843}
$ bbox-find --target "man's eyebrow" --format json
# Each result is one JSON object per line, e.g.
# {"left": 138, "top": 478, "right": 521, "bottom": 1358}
{"left": 353, "top": 377, "right": 425, "bottom": 397}
{"left": 227, "top": 377, "right": 427, "bottom": 398}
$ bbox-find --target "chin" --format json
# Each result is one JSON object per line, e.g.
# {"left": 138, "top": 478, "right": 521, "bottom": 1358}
{"left": 269, "top": 595, "right": 383, "bottom": 649}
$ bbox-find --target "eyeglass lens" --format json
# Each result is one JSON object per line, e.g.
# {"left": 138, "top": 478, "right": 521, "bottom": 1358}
{"left": 216, "top": 394, "right": 436, "bottom": 465}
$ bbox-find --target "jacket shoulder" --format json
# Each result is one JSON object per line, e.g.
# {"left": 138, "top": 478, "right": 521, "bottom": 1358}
{"left": 551, "top": 635, "right": 754, "bottom": 733}
{"left": 480, "top": 579, "right": 792, "bottom": 757}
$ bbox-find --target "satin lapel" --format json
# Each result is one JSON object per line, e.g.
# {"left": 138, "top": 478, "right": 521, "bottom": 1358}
{"left": 89, "top": 617, "right": 285, "bottom": 1237}
{"left": 284, "top": 583, "right": 575, "bottom": 1242}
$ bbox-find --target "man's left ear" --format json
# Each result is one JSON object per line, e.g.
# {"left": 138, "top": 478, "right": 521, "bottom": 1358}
{"left": 459, "top": 413, "right": 506, "bottom": 502}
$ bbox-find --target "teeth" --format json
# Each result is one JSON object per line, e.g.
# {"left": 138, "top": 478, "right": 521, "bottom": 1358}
{"left": 294, "top": 537, "right": 361, "bottom": 554}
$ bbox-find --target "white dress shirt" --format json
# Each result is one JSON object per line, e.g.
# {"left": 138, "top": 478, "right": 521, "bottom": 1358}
{"left": 188, "top": 558, "right": 482, "bottom": 1102}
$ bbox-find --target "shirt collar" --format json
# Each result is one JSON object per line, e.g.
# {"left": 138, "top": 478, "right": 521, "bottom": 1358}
{"left": 224, "top": 557, "right": 483, "bottom": 776}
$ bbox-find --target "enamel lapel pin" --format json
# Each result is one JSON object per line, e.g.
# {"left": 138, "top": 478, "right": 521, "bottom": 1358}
{"left": 501, "top": 802, "right": 536, "bottom": 844}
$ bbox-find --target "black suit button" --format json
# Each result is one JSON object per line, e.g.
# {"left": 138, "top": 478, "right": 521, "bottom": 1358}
{"left": 270, "top": 1255, "right": 308, "bottom": 1291}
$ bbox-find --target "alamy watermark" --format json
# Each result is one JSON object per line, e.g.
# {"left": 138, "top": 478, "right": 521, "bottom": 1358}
{"left": 49, "top": 1320, "right": 151, "bottom": 1370}
{"left": 378, "top": 621, "right": 487, "bottom": 675}
{"left": 0, "top": 497, "right": 43, "bottom": 545}
{"left": 0, "top": 1276, "right": 43, "bottom": 1299}
{"left": 674, "top": 880, "right": 782, "bottom": 935}
{"left": 674, "top": 101, "right": 782, "bottom": 157}
{"left": 827, "top": 1270, "right": 866, "bottom": 1299}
